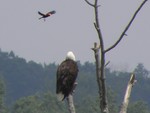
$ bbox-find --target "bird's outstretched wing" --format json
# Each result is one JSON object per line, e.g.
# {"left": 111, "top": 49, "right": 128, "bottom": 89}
{"left": 38, "top": 11, "right": 45, "bottom": 16}
{"left": 49, "top": 10, "right": 56, "bottom": 15}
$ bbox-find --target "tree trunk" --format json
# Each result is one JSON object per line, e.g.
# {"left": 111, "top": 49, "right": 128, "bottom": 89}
{"left": 119, "top": 74, "right": 136, "bottom": 113}
{"left": 67, "top": 94, "right": 76, "bottom": 113}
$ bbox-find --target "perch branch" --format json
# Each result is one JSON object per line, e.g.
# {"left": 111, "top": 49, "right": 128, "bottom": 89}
{"left": 66, "top": 82, "right": 77, "bottom": 113}
{"left": 119, "top": 73, "right": 136, "bottom": 113}
{"left": 67, "top": 94, "right": 76, "bottom": 113}
{"left": 105, "top": 0, "right": 148, "bottom": 53}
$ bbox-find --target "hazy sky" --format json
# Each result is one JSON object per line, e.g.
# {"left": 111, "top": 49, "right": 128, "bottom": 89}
{"left": 0, "top": 0, "right": 150, "bottom": 71}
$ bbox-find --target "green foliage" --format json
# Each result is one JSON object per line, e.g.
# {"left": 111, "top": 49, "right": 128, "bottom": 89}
{"left": 107, "top": 88, "right": 118, "bottom": 113}
{"left": 76, "top": 96, "right": 100, "bottom": 113}
{"left": 0, "top": 77, "right": 8, "bottom": 113}
{"left": 12, "top": 95, "right": 41, "bottom": 113}
{"left": 134, "top": 63, "right": 149, "bottom": 78}
{"left": 12, "top": 92, "right": 68, "bottom": 113}
{"left": 128, "top": 101, "right": 150, "bottom": 113}
{"left": 76, "top": 89, "right": 119, "bottom": 113}
{"left": 0, "top": 50, "right": 46, "bottom": 104}
{"left": 0, "top": 78, "right": 5, "bottom": 107}
{"left": 0, "top": 50, "right": 150, "bottom": 112}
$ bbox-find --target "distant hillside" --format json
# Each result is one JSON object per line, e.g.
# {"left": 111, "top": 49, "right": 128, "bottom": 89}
{"left": 0, "top": 50, "right": 57, "bottom": 105}
{"left": 0, "top": 49, "right": 150, "bottom": 110}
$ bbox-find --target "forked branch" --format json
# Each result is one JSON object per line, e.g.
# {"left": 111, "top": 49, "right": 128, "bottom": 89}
{"left": 85, "top": 0, "right": 147, "bottom": 113}
{"left": 85, "top": 0, "right": 95, "bottom": 7}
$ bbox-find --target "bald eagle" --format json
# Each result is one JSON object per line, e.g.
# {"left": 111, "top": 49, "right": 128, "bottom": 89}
{"left": 56, "top": 51, "right": 78, "bottom": 101}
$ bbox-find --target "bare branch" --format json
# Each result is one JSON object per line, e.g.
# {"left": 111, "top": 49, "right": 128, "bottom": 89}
{"left": 91, "top": 42, "right": 101, "bottom": 51}
{"left": 92, "top": 43, "right": 109, "bottom": 113}
{"left": 92, "top": 42, "right": 102, "bottom": 111}
{"left": 66, "top": 82, "right": 78, "bottom": 113}
{"left": 67, "top": 94, "right": 76, "bottom": 113}
{"left": 94, "top": 22, "right": 100, "bottom": 31}
{"left": 105, "top": 61, "right": 110, "bottom": 67}
{"left": 92, "top": 0, "right": 109, "bottom": 113}
{"left": 105, "top": 0, "right": 148, "bottom": 53}
{"left": 85, "top": 0, "right": 95, "bottom": 7}
{"left": 119, "top": 74, "right": 136, "bottom": 113}
{"left": 87, "top": 0, "right": 147, "bottom": 113}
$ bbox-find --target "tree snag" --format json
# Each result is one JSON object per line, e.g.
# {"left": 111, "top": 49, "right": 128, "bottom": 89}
{"left": 119, "top": 74, "right": 136, "bottom": 113}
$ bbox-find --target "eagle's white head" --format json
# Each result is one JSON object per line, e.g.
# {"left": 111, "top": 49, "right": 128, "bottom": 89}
{"left": 66, "top": 51, "right": 76, "bottom": 61}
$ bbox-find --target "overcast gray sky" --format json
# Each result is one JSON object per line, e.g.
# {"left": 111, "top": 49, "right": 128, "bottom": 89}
{"left": 0, "top": 0, "right": 150, "bottom": 71}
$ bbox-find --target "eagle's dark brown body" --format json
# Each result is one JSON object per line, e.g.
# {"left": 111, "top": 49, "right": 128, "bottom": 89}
{"left": 56, "top": 59, "right": 78, "bottom": 101}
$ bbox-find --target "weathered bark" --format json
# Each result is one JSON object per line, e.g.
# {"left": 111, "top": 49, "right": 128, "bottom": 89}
{"left": 67, "top": 94, "right": 76, "bottom": 113}
{"left": 119, "top": 74, "right": 136, "bottom": 113}
{"left": 92, "top": 1, "right": 109, "bottom": 113}
{"left": 92, "top": 43, "right": 109, "bottom": 113}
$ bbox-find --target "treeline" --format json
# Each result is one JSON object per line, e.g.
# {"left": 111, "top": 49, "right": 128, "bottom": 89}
{"left": 0, "top": 49, "right": 150, "bottom": 113}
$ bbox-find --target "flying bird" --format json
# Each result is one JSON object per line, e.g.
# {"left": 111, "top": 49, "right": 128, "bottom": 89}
{"left": 56, "top": 51, "right": 78, "bottom": 101}
{"left": 38, "top": 10, "right": 56, "bottom": 21}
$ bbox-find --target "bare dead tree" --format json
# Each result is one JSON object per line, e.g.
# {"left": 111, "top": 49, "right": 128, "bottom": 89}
{"left": 85, "top": 0, "right": 148, "bottom": 113}
{"left": 67, "top": 94, "right": 76, "bottom": 113}
{"left": 119, "top": 74, "right": 136, "bottom": 113}
{"left": 66, "top": 82, "right": 78, "bottom": 113}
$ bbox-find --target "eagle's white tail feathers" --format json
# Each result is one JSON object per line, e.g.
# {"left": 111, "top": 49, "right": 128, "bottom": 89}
{"left": 57, "top": 92, "right": 64, "bottom": 101}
